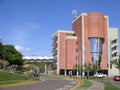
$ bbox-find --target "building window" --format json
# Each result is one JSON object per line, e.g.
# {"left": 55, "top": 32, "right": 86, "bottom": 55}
{"left": 76, "top": 56, "right": 77, "bottom": 60}
{"left": 89, "top": 37, "right": 104, "bottom": 64}
{"left": 67, "top": 33, "right": 75, "bottom": 36}
{"left": 76, "top": 41, "right": 78, "bottom": 45}
{"left": 111, "top": 39, "right": 117, "bottom": 44}
{"left": 112, "top": 46, "right": 117, "bottom": 51}
{"left": 112, "top": 53, "right": 117, "bottom": 57}
{"left": 76, "top": 48, "right": 78, "bottom": 52}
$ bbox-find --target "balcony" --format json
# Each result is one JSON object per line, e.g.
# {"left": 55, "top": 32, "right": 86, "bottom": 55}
{"left": 111, "top": 49, "right": 118, "bottom": 55}
{"left": 111, "top": 43, "right": 118, "bottom": 48}
{"left": 112, "top": 56, "right": 119, "bottom": 61}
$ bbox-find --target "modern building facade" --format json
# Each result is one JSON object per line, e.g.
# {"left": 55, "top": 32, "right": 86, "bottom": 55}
{"left": 52, "top": 12, "right": 119, "bottom": 76}
{"left": 52, "top": 31, "right": 77, "bottom": 75}
{"left": 108, "top": 28, "right": 119, "bottom": 76}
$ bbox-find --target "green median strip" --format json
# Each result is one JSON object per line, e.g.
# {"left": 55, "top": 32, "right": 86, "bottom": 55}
{"left": 104, "top": 82, "right": 120, "bottom": 90}
{"left": 0, "top": 80, "right": 41, "bottom": 87}
{"left": 75, "top": 79, "right": 92, "bottom": 90}
{"left": 0, "top": 71, "right": 41, "bottom": 87}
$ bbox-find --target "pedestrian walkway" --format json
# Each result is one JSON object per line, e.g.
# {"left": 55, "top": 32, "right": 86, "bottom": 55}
{"left": 87, "top": 80, "right": 104, "bottom": 90}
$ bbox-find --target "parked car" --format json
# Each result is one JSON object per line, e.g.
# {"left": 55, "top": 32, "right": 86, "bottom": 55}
{"left": 94, "top": 73, "right": 107, "bottom": 78}
{"left": 113, "top": 76, "right": 120, "bottom": 81}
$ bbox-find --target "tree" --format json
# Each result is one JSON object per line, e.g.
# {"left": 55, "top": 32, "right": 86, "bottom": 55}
{"left": 2, "top": 45, "right": 24, "bottom": 66}
{"left": 84, "top": 62, "right": 101, "bottom": 76}
{"left": 36, "top": 62, "right": 45, "bottom": 73}
{"left": 0, "top": 59, "right": 3, "bottom": 69}
{"left": 0, "top": 59, "right": 9, "bottom": 70}
{"left": 0, "top": 40, "right": 2, "bottom": 59}
{"left": 73, "top": 64, "right": 81, "bottom": 75}
{"left": 2, "top": 60, "right": 9, "bottom": 70}
{"left": 115, "top": 57, "right": 120, "bottom": 75}
{"left": 84, "top": 62, "right": 93, "bottom": 72}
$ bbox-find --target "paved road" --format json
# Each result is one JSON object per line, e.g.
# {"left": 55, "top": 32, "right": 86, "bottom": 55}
{"left": 109, "top": 80, "right": 120, "bottom": 88}
{"left": 0, "top": 75, "right": 77, "bottom": 90}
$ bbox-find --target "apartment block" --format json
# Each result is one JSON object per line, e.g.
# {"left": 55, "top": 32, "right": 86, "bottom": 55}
{"left": 52, "top": 12, "right": 119, "bottom": 76}
{"left": 109, "top": 28, "right": 119, "bottom": 76}
{"left": 52, "top": 30, "right": 77, "bottom": 75}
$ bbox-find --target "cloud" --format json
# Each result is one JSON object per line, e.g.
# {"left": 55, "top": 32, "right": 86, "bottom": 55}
{"left": 15, "top": 45, "right": 30, "bottom": 52}
{"left": 23, "top": 56, "right": 53, "bottom": 60}
{"left": 1, "top": 22, "right": 42, "bottom": 56}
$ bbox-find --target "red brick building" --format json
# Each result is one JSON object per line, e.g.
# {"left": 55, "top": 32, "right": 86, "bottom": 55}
{"left": 52, "top": 12, "right": 118, "bottom": 76}
{"left": 52, "top": 31, "right": 77, "bottom": 75}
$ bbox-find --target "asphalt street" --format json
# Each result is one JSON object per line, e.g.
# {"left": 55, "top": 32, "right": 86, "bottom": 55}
{"left": 0, "top": 75, "right": 77, "bottom": 90}
{"left": 99, "top": 78, "right": 120, "bottom": 89}
{"left": 109, "top": 80, "right": 120, "bottom": 88}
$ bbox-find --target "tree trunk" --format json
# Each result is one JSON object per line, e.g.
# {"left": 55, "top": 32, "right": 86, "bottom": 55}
{"left": 3, "top": 65, "right": 6, "bottom": 70}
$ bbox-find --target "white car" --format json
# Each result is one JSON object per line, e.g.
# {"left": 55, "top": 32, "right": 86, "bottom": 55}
{"left": 94, "top": 73, "right": 107, "bottom": 78}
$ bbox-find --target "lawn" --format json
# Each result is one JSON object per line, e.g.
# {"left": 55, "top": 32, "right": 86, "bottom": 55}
{"left": 0, "top": 70, "right": 31, "bottom": 85}
{"left": 93, "top": 77, "right": 120, "bottom": 90}
{"left": 76, "top": 79, "right": 92, "bottom": 90}
{"left": 104, "top": 82, "right": 120, "bottom": 90}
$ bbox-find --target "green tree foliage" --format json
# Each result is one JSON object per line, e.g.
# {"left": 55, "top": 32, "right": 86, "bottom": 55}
{"left": 74, "top": 64, "right": 81, "bottom": 71}
{"left": 73, "top": 64, "right": 81, "bottom": 74}
{"left": 84, "top": 62, "right": 101, "bottom": 75}
{"left": 0, "top": 41, "right": 2, "bottom": 59}
{"left": 36, "top": 62, "right": 45, "bottom": 72}
{"left": 2, "top": 45, "right": 24, "bottom": 66}
{"left": 0, "top": 59, "right": 9, "bottom": 70}
{"left": 84, "top": 62, "right": 93, "bottom": 72}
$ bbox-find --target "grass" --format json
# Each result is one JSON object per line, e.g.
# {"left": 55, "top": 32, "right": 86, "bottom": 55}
{"left": 93, "top": 77, "right": 120, "bottom": 90}
{"left": 104, "top": 82, "right": 120, "bottom": 90}
{"left": 75, "top": 79, "right": 92, "bottom": 90}
{"left": 0, "top": 70, "right": 32, "bottom": 85}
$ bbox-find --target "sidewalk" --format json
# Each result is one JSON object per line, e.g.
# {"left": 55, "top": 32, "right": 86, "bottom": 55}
{"left": 87, "top": 80, "right": 104, "bottom": 90}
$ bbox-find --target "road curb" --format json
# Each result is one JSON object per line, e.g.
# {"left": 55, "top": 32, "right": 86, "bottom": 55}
{"left": 69, "top": 79, "right": 82, "bottom": 90}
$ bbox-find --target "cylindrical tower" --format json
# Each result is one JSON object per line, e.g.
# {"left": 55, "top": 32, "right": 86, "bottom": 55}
{"left": 88, "top": 12, "right": 105, "bottom": 71}
{"left": 88, "top": 12, "right": 105, "bottom": 38}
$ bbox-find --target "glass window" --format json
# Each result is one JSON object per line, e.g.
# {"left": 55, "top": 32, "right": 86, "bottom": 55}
{"left": 89, "top": 38, "right": 103, "bottom": 63}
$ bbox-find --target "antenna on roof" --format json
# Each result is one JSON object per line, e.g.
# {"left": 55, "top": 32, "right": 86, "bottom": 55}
{"left": 72, "top": 10, "right": 77, "bottom": 19}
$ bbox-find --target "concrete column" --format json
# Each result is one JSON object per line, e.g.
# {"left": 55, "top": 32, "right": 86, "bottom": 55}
{"left": 64, "top": 70, "right": 67, "bottom": 76}
{"left": 44, "top": 64, "right": 47, "bottom": 74}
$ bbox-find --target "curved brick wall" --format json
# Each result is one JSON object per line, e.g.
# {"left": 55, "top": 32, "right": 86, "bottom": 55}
{"left": 88, "top": 12, "right": 105, "bottom": 38}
